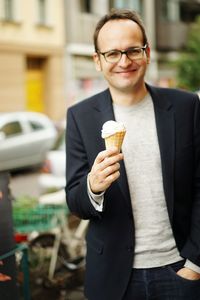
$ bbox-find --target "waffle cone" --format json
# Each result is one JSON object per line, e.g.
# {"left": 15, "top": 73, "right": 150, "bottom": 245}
{"left": 104, "top": 131, "right": 126, "bottom": 152}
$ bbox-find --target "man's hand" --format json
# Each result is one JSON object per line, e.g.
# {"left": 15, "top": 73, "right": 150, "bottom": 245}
{"left": 89, "top": 147, "right": 123, "bottom": 194}
{"left": 177, "top": 267, "right": 200, "bottom": 280}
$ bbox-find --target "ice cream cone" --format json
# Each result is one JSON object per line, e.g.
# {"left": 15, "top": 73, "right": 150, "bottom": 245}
{"left": 105, "top": 130, "right": 126, "bottom": 152}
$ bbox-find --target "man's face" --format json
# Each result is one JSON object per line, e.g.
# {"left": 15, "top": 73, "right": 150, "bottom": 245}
{"left": 93, "top": 19, "right": 150, "bottom": 94}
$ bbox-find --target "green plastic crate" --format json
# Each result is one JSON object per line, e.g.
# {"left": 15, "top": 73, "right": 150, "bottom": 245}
{"left": 13, "top": 204, "right": 68, "bottom": 233}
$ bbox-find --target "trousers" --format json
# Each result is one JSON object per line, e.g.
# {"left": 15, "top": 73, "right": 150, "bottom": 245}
{"left": 123, "top": 260, "right": 200, "bottom": 300}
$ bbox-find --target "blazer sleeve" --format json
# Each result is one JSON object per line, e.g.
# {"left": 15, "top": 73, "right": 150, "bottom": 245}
{"left": 65, "top": 107, "right": 102, "bottom": 220}
{"left": 180, "top": 96, "right": 200, "bottom": 266}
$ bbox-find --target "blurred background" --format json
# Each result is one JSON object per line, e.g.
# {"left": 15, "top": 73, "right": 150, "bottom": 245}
{"left": 0, "top": 1, "right": 200, "bottom": 299}
{"left": 0, "top": 0, "right": 200, "bottom": 121}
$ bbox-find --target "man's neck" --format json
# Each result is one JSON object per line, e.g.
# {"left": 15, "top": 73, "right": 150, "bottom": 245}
{"left": 109, "top": 84, "right": 148, "bottom": 106}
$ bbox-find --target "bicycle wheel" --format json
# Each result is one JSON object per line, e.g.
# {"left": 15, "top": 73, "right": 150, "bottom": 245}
{"left": 28, "top": 233, "right": 69, "bottom": 280}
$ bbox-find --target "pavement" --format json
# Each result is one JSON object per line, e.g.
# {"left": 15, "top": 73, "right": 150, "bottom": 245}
{"left": 18, "top": 268, "right": 87, "bottom": 300}
{"left": 27, "top": 258, "right": 87, "bottom": 300}
{"left": 31, "top": 285, "right": 86, "bottom": 300}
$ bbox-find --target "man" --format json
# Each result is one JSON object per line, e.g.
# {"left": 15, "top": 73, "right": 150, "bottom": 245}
{"left": 66, "top": 9, "right": 200, "bottom": 300}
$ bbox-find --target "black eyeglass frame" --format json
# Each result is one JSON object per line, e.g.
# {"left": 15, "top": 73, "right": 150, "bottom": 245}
{"left": 97, "top": 44, "right": 148, "bottom": 63}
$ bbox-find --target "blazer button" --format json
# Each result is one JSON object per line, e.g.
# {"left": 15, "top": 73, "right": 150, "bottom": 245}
{"left": 126, "top": 246, "right": 134, "bottom": 252}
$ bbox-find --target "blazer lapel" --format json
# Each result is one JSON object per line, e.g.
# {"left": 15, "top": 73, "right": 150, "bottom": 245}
{"left": 93, "top": 89, "right": 132, "bottom": 210}
{"left": 148, "top": 85, "right": 175, "bottom": 223}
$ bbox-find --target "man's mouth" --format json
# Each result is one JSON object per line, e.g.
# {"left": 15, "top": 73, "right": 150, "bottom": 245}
{"left": 116, "top": 69, "right": 138, "bottom": 75}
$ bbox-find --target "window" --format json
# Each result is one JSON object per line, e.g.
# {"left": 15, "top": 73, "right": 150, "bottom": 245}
{"left": 38, "top": 0, "right": 47, "bottom": 24}
{"left": 160, "top": 0, "right": 200, "bottom": 23}
{"left": 1, "top": 121, "right": 22, "bottom": 138}
{"left": 0, "top": 0, "right": 21, "bottom": 22}
{"left": 81, "top": 0, "right": 91, "bottom": 13}
{"left": 180, "top": 1, "right": 200, "bottom": 23}
{"left": 29, "top": 120, "right": 44, "bottom": 131}
{"left": 111, "top": 0, "right": 141, "bottom": 12}
{"left": 161, "top": 0, "right": 180, "bottom": 22}
{"left": 4, "top": 0, "right": 14, "bottom": 20}
{"left": 27, "top": 57, "right": 44, "bottom": 70}
{"left": 53, "top": 130, "right": 65, "bottom": 151}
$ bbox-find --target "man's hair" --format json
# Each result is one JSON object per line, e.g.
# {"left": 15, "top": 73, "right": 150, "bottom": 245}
{"left": 93, "top": 8, "right": 148, "bottom": 52}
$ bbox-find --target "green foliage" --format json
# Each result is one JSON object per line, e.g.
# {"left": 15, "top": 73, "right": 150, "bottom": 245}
{"left": 176, "top": 16, "right": 200, "bottom": 91}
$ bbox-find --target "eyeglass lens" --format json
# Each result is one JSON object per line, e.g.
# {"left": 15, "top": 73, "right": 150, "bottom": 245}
{"left": 104, "top": 48, "right": 145, "bottom": 63}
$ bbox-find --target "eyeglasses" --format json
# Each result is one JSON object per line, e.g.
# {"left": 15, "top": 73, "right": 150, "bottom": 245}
{"left": 97, "top": 45, "right": 148, "bottom": 63}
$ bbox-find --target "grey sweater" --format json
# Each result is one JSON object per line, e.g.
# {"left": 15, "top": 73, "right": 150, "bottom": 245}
{"left": 113, "top": 94, "right": 182, "bottom": 268}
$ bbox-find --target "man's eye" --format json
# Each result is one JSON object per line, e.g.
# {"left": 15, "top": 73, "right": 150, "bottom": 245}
{"left": 106, "top": 51, "right": 120, "bottom": 58}
{"left": 128, "top": 49, "right": 141, "bottom": 55}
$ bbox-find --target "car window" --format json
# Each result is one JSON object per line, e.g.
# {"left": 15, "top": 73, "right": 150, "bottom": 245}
{"left": 53, "top": 130, "right": 65, "bottom": 150}
{"left": 1, "top": 121, "right": 23, "bottom": 138}
{"left": 29, "top": 120, "right": 44, "bottom": 131}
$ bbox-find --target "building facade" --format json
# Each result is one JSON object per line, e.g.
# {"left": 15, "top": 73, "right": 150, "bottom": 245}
{"left": 0, "top": 0, "right": 66, "bottom": 120}
{"left": 63, "top": 0, "right": 109, "bottom": 107}
{"left": 1, "top": 0, "right": 199, "bottom": 117}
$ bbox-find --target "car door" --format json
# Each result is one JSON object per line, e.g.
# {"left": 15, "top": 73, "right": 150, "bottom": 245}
{"left": 20, "top": 114, "right": 56, "bottom": 167}
{"left": 0, "top": 117, "right": 28, "bottom": 171}
{"left": 23, "top": 116, "right": 48, "bottom": 162}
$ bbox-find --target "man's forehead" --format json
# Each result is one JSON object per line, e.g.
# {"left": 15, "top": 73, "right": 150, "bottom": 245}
{"left": 97, "top": 19, "right": 143, "bottom": 48}
{"left": 99, "top": 18, "right": 139, "bottom": 33}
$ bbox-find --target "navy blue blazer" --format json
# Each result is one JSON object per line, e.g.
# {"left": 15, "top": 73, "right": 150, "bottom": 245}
{"left": 66, "top": 84, "right": 200, "bottom": 300}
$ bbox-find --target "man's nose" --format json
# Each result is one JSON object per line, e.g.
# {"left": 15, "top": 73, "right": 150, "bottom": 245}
{"left": 118, "top": 53, "right": 132, "bottom": 66}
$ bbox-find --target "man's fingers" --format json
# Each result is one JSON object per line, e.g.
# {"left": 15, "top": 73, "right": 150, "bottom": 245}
{"left": 96, "top": 153, "right": 123, "bottom": 174}
{"left": 103, "top": 163, "right": 120, "bottom": 177}
{"left": 94, "top": 170, "right": 120, "bottom": 192}
{"left": 89, "top": 162, "right": 121, "bottom": 193}
{"left": 105, "top": 170, "right": 120, "bottom": 184}
{"left": 95, "top": 147, "right": 121, "bottom": 164}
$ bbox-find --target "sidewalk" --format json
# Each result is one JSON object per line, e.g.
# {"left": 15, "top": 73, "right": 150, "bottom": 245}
{"left": 30, "top": 265, "right": 86, "bottom": 300}
{"left": 31, "top": 285, "right": 86, "bottom": 300}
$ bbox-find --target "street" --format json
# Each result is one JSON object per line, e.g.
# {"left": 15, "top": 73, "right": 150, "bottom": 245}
{"left": 10, "top": 168, "right": 41, "bottom": 199}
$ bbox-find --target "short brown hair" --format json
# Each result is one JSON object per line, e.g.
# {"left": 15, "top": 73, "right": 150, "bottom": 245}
{"left": 93, "top": 8, "right": 148, "bottom": 52}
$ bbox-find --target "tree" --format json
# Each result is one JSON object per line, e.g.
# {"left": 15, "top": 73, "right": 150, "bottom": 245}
{"left": 176, "top": 16, "right": 200, "bottom": 92}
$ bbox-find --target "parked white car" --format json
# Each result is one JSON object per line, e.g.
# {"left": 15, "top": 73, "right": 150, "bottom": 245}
{"left": 0, "top": 112, "right": 57, "bottom": 171}
{"left": 38, "top": 129, "right": 66, "bottom": 193}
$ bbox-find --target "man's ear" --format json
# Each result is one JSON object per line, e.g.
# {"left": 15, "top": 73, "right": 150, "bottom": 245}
{"left": 93, "top": 52, "right": 102, "bottom": 71}
{"left": 146, "top": 46, "right": 150, "bottom": 64}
